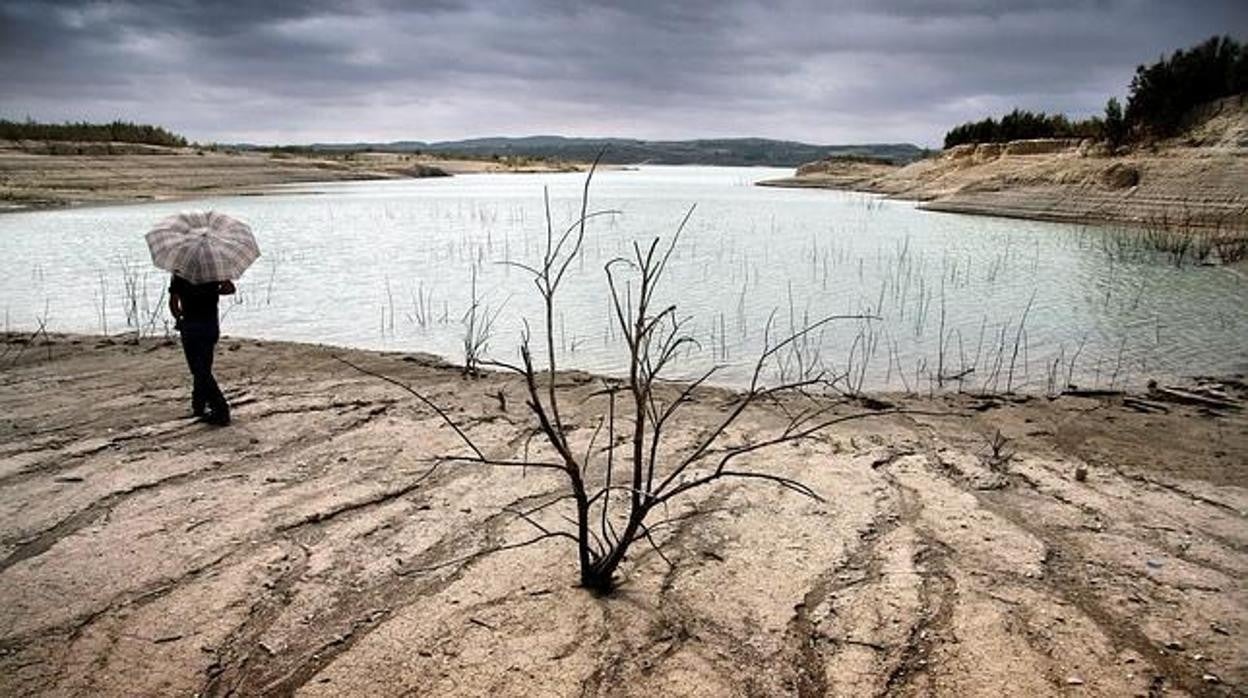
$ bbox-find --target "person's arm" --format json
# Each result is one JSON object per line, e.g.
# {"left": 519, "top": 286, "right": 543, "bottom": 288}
{"left": 218, "top": 280, "right": 236, "bottom": 295}
{"left": 169, "top": 276, "right": 183, "bottom": 321}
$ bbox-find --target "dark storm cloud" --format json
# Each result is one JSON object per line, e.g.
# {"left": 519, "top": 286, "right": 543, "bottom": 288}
{"left": 1, "top": 0, "right": 1243, "bottom": 145}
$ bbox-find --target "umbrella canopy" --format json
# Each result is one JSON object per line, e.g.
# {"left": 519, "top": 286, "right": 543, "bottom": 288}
{"left": 145, "top": 211, "right": 260, "bottom": 284}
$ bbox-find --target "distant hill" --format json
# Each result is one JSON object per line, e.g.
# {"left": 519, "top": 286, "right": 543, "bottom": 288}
{"left": 289, "top": 136, "right": 925, "bottom": 167}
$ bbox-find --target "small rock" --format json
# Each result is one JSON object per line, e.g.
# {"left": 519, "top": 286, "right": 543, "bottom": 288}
{"left": 1202, "top": 674, "right": 1220, "bottom": 684}
{"left": 1066, "top": 676, "right": 1084, "bottom": 686}
{"left": 1165, "top": 640, "right": 1184, "bottom": 651}
{"left": 1074, "top": 465, "right": 1088, "bottom": 482}
{"left": 1145, "top": 560, "right": 1163, "bottom": 569}
{"left": 1099, "top": 163, "right": 1140, "bottom": 190}
{"left": 1210, "top": 623, "right": 1230, "bottom": 636}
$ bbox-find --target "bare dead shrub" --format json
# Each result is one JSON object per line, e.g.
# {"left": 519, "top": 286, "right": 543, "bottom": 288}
{"left": 342, "top": 158, "right": 902, "bottom": 594}
{"left": 982, "top": 429, "right": 1014, "bottom": 472}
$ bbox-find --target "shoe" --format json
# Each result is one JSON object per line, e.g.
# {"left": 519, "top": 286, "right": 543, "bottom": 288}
{"left": 201, "top": 411, "right": 231, "bottom": 426}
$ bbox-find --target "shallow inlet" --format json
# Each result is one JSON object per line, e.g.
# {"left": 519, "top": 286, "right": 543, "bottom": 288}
{"left": 1, "top": 165, "right": 1244, "bottom": 392}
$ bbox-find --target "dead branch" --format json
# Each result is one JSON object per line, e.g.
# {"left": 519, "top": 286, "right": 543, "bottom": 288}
{"left": 343, "top": 154, "right": 906, "bottom": 595}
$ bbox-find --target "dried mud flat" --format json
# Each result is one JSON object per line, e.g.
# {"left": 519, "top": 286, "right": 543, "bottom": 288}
{"left": 0, "top": 145, "right": 583, "bottom": 212}
{"left": 1, "top": 334, "right": 1245, "bottom": 697}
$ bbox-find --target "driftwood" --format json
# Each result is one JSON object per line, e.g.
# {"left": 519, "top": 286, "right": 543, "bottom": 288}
{"left": 1060, "top": 388, "right": 1125, "bottom": 398}
{"left": 1148, "top": 385, "right": 1240, "bottom": 411}
{"left": 1122, "top": 397, "right": 1170, "bottom": 414}
{"left": 1060, "top": 382, "right": 1240, "bottom": 412}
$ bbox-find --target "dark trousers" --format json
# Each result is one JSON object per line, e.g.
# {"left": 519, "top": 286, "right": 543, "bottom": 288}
{"left": 180, "top": 320, "right": 228, "bottom": 419}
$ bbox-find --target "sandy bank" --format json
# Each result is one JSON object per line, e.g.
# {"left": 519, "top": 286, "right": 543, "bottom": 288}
{"left": 0, "top": 142, "right": 583, "bottom": 211}
{"left": 757, "top": 156, "right": 898, "bottom": 192}
{"left": 1, "top": 333, "right": 1245, "bottom": 696}
{"left": 761, "top": 96, "right": 1248, "bottom": 231}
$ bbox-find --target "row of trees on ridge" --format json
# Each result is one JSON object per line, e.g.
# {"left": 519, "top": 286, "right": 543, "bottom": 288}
{"left": 0, "top": 119, "right": 188, "bottom": 147}
{"left": 944, "top": 35, "right": 1246, "bottom": 149}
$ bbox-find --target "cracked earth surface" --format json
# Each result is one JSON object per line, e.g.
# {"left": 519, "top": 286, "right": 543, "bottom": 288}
{"left": 1, "top": 334, "right": 1245, "bottom": 696}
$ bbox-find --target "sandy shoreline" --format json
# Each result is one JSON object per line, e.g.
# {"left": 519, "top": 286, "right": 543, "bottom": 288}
{"left": 759, "top": 97, "right": 1248, "bottom": 232}
{"left": 1, "top": 332, "right": 1245, "bottom": 696}
{"left": 0, "top": 143, "right": 584, "bottom": 213}
{"left": 7, "top": 136, "right": 1244, "bottom": 238}
{"left": 758, "top": 145, "right": 1248, "bottom": 232}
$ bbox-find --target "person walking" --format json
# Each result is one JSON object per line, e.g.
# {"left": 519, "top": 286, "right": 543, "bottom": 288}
{"left": 145, "top": 210, "right": 260, "bottom": 427}
{"left": 170, "top": 276, "right": 235, "bottom": 425}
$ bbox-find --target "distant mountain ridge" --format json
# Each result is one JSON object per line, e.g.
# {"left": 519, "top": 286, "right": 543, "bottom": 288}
{"left": 288, "top": 136, "right": 925, "bottom": 167}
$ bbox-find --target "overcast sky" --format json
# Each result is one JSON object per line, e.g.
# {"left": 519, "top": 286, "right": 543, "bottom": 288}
{"left": 1, "top": 1, "right": 1243, "bottom": 147}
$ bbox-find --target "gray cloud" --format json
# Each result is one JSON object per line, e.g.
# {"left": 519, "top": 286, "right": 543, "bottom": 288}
{"left": 1, "top": 0, "right": 1243, "bottom": 146}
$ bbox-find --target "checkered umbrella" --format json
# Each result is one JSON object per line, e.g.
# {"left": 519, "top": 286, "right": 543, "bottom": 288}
{"left": 145, "top": 211, "right": 260, "bottom": 284}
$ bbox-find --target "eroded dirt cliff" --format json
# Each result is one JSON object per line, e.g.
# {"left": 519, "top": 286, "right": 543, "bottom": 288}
{"left": 763, "top": 95, "right": 1248, "bottom": 232}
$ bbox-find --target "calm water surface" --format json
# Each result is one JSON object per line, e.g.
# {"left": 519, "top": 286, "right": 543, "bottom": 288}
{"left": 2, "top": 166, "right": 1244, "bottom": 392}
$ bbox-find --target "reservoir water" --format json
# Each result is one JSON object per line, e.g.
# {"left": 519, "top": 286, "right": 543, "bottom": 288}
{"left": 1, "top": 165, "right": 1244, "bottom": 392}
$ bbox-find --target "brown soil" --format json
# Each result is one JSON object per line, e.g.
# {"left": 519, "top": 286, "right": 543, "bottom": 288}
{"left": 0, "top": 143, "right": 583, "bottom": 211}
{"left": 1, "top": 334, "right": 1245, "bottom": 696}
{"left": 760, "top": 96, "right": 1248, "bottom": 231}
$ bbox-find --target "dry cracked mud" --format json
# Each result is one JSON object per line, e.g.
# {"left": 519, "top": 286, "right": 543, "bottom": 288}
{"left": 1, "top": 334, "right": 1245, "bottom": 696}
